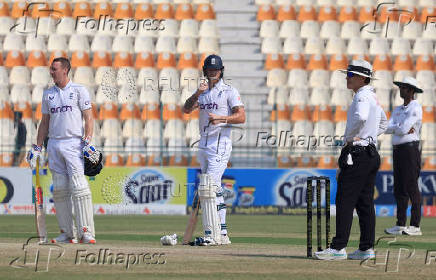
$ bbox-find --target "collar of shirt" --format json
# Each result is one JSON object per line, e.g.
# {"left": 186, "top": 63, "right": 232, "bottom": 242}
{"left": 207, "top": 78, "right": 224, "bottom": 94}
{"left": 354, "top": 84, "right": 374, "bottom": 96}
{"left": 55, "top": 80, "right": 72, "bottom": 93}
{"left": 401, "top": 99, "right": 418, "bottom": 110}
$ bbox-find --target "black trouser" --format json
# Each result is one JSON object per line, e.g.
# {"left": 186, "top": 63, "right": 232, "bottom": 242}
{"left": 331, "top": 145, "right": 380, "bottom": 251}
{"left": 393, "top": 141, "right": 421, "bottom": 227}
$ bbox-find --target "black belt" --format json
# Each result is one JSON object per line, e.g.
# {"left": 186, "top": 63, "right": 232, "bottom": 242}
{"left": 393, "top": 141, "right": 419, "bottom": 149}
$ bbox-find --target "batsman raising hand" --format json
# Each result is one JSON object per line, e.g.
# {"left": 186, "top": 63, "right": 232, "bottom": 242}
{"left": 183, "top": 55, "right": 245, "bottom": 245}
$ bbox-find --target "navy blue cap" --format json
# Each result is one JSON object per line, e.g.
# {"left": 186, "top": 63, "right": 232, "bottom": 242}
{"left": 203, "top": 54, "right": 224, "bottom": 70}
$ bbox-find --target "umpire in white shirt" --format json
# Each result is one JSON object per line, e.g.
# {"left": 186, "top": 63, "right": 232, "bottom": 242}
{"left": 384, "top": 77, "right": 423, "bottom": 236}
{"left": 315, "top": 60, "right": 387, "bottom": 260}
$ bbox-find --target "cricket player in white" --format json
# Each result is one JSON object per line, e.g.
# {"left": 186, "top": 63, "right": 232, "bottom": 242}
{"left": 27, "top": 57, "right": 99, "bottom": 244}
{"left": 183, "top": 55, "right": 246, "bottom": 245}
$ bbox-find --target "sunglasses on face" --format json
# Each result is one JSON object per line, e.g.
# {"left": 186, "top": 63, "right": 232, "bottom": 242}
{"left": 346, "top": 72, "right": 355, "bottom": 78}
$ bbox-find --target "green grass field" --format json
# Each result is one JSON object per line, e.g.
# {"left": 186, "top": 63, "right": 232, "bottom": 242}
{"left": 1, "top": 215, "right": 436, "bottom": 280}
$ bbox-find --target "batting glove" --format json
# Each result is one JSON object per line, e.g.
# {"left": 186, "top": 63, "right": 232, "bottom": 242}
{"left": 82, "top": 138, "right": 100, "bottom": 165}
{"left": 26, "top": 144, "right": 42, "bottom": 170}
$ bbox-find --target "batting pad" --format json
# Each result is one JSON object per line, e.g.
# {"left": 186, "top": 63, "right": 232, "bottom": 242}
{"left": 52, "top": 172, "right": 75, "bottom": 238}
{"left": 71, "top": 173, "right": 95, "bottom": 238}
{"left": 198, "top": 174, "right": 221, "bottom": 245}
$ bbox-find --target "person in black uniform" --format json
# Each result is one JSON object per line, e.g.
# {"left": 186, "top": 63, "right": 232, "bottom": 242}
{"left": 384, "top": 77, "right": 423, "bottom": 236}
{"left": 315, "top": 60, "right": 387, "bottom": 260}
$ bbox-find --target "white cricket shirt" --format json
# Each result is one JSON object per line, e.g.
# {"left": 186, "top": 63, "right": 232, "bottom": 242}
{"left": 344, "top": 85, "right": 387, "bottom": 146}
{"left": 41, "top": 80, "right": 92, "bottom": 139}
{"left": 197, "top": 79, "right": 243, "bottom": 148}
{"left": 385, "top": 100, "right": 422, "bottom": 145}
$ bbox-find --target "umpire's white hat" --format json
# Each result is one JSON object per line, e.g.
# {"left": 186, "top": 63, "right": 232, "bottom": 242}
{"left": 393, "top": 76, "right": 423, "bottom": 93}
{"left": 340, "top": 59, "right": 375, "bottom": 79}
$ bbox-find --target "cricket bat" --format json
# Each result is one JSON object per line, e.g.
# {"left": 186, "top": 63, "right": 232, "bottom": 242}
{"left": 34, "top": 158, "right": 47, "bottom": 243}
{"left": 183, "top": 191, "right": 200, "bottom": 245}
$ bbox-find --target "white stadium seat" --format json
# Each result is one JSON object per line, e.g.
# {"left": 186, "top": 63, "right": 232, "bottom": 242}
{"left": 112, "top": 35, "right": 134, "bottom": 53}
{"left": 402, "top": 21, "right": 422, "bottom": 40}
{"left": 31, "top": 66, "right": 51, "bottom": 87}
{"left": 413, "top": 38, "right": 433, "bottom": 56}
{"left": 159, "top": 67, "right": 180, "bottom": 91}
{"left": 305, "top": 37, "right": 325, "bottom": 55}
{"left": 330, "top": 71, "right": 347, "bottom": 89}
{"left": 161, "top": 89, "right": 181, "bottom": 105}
{"left": 74, "top": 67, "right": 95, "bottom": 87}
{"left": 300, "top": 21, "right": 320, "bottom": 39}
{"left": 267, "top": 69, "right": 287, "bottom": 87}
{"left": 199, "top": 20, "right": 219, "bottom": 38}
{"left": 101, "top": 119, "right": 123, "bottom": 140}
{"left": 309, "top": 70, "right": 330, "bottom": 88}
{"left": 369, "top": 37, "right": 389, "bottom": 56}
{"left": 123, "top": 119, "right": 144, "bottom": 139}
{"left": 331, "top": 89, "right": 352, "bottom": 107}
{"left": 198, "top": 37, "right": 220, "bottom": 54}
{"left": 309, "top": 88, "right": 330, "bottom": 106}
{"left": 26, "top": 35, "right": 46, "bottom": 52}
{"left": 10, "top": 66, "right": 31, "bottom": 85}
{"left": 260, "top": 20, "right": 279, "bottom": 38}
{"left": 3, "top": 34, "right": 25, "bottom": 52}
{"left": 373, "top": 71, "right": 393, "bottom": 90}
{"left": 320, "top": 21, "right": 340, "bottom": 39}
{"left": 267, "top": 87, "right": 289, "bottom": 106}
{"left": 416, "top": 71, "right": 435, "bottom": 89}
{"left": 262, "top": 37, "right": 282, "bottom": 54}
{"left": 180, "top": 19, "right": 199, "bottom": 38}
{"left": 137, "top": 67, "right": 159, "bottom": 90}
{"left": 47, "top": 34, "right": 68, "bottom": 52}
{"left": 156, "top": 37, "right": 177, "bottom": 53}
{"left": 159, "top": 19, "right": 180, "bottom": 38}
{"left": 289, "top": 87, "right": 309, "bottom": 106}
{"left": 0, "top": 67, "right": 8, "bottom": 86}
{"left": 288, "top": 69, "right": 308, "bottom": 88}
{"left": 135, "top": 36, "right": 155, "bottom": 54}
{"left": 391, "top": 38, "right": 411, "bottom": 56}
{"left": 139, "top": 87, "right": 160, "bottom": 105}
{"left": 340, "top": 21, "right": 360, "bottom": 39}
{"left": 180, "top": 68, "right": 200, "bottom": 91}
{"left": 164, "top": 119, "right": 185, "bottom": 140}
{"left": 69, "top": 34, "right": 90, "bottom": 52}
{"left": 10, "top": 85, "right": 31, "bottom": 103}
{"left": 0, "top": 17, "right": 14, "bottom": 36}
{"left": 279, "top": 20, "right": 300, "bottom": 39}
{"left": 144, "top": 120, "right": 162, "bottom": 140}
{"left": 91, "top": 35, "right": 113, "bottom": 52}
{"left": 347, "top": 37, "right": 368, "bottom": 55}
{"left": 325, "top": 37, "right": 346, "bottom": 55}
{"left": 56, "top": 17, "right": 76, "bottom": 35}
{"left": 177, "top": 37, "right": 198, "bottom": 54}
{"left": 283, "top": 37, "right": 303, "bottom": 54}
{"left": 32, "top": 86, "right": 44, "bottom": 105}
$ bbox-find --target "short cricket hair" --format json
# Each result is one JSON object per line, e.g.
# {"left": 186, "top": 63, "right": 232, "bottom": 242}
{"left": 52, "top": 57, "right": 71, "bottom": 74}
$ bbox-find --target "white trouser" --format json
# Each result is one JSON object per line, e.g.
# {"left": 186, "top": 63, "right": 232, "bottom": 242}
{"left": 47, "top": 138, "right": 84, "bottom": 176}
{"left": 198, "top": 137, "right": 232, "bottom": 194}
{"left": 198, "top": 137, "right": 231, "bottom": 235}
{"left": 48, "top": 138, "right": 95, "bottom": 237}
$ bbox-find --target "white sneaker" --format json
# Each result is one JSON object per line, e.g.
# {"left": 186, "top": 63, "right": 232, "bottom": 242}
{"left": 221, "top": 234, "right": 231, "bottom": 245}
{"left": 314, "top": 248, "right": 347, "bottom": 260}
{"left": 403, "top": 226, "right": 422, "bottom": 236}
{"left": 51, "top": 232, "right": 78, "bottom": 244}
{"left": 348, "top": 248, "right": 375, "bottom": 260}
{"left": 80, "top": 227, "right": 96, "bottom": 244}
{"left": 384, "top": 225, "right": 406, "bottom": 235}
